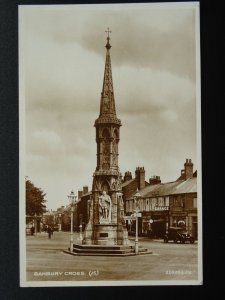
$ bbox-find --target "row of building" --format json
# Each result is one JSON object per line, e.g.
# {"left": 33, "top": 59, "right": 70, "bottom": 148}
{"left": 42, "top": 159, "right": 198, "bottom": 239}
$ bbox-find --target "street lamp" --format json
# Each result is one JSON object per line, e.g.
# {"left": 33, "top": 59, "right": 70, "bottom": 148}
{"left": 34, "top": 213, "right": 37, "bottom": 236}
{"left": 134, "top": 189, "right": 141, "bottom": 255}
{"left": 58, "top": 213, "right": 62, "bottom": 231}
{"left": 79, "top": 214, "right": 83, "bottom": 242}
{"left": 68, "top": 190, "right": 77, "bottom": 252}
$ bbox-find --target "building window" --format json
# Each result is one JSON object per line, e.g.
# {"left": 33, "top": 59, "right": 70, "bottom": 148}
{"left": 173, "top": 197, "right": 176, "bottom": 205}
{"left": 143, "top": 199, "right": 146, "bottom": 211}
{"left": 127, "top": 201, "right": 130, "bottom": 212}
{"left": 140, "top": 199, "right": 143, "bottom": 211}
{"left": 146, "top": 198, "right": 149, "bottom": 211}
{"left": 165, "top": 196, "right": 169, "bottom": 206}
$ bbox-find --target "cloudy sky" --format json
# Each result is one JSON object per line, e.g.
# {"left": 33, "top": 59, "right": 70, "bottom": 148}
{"left": 19, "top": 3, "right": 200, "bottom": 210}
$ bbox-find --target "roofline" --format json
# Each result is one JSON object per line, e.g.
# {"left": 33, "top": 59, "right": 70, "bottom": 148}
{"left": 126, "top": 178, "right": 197, "bottom": 200}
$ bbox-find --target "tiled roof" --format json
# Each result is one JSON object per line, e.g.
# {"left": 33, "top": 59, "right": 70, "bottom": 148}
{"left": 81, "top": 191, "right": 92, "bottom": 198}
{"left": 121, "top": 178, "right": 135, "bottom": 187}
{"left": 172, "top": 177, "right": 197, "bottom": 194}
{"left": 142, "top": 181, "right": 182, "bottom": 198}
{"left": 127, "top": 177, "right": 197, "bottom": 200}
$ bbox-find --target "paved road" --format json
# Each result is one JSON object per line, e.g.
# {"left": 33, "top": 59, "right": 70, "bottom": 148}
{"left": 25, "top": 231, "right": 200, "bottom": 284}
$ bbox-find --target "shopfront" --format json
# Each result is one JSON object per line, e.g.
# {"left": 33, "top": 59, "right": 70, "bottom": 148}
{"left": 151, "top": 210, "right": 169, "bottom": 238}
{"left": 141, "top": 209, "right": 169, "bottom": 238}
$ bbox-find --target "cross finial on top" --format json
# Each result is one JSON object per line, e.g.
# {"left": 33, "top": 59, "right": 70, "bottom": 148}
{"left": 105, "top": 27, "right": 112, "bottom": 50}
{"left": 105, "top": 27, "right": 111, "bottom": 38}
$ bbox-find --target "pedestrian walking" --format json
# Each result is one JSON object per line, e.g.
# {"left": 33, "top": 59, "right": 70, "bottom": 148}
{"left": 47, "top": 225, "right": 53, "bottom": 239}
{"left": 30, "top": 226, "right": 35, "bottom": 236}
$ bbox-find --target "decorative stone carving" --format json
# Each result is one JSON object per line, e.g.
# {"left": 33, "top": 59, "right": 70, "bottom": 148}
{"left": 95, "top": 117, "right": 121, "bottom": 126}
{"left": 88, "top": 197, "right": 93, "bottom": 222}
{"left": 94, "top": 170, "right": 120, "bottom": 176}
{"left": 117, "top": 192, "right": 125, "bottom": 224}
{"left": 102, "top": 139, "right": 110, "bottom": 170}
{"left": 103, "top": 97, "right": 110, "bottom": 112}
{"left": 93, "top": 178, "right": 101, "bottom": 191}
{"left": 111, "top": 139, "right": 117, "bottom": 166}
{"left": 111, "top": 177, "right": 121, "bottom": 191}
{"left": 98, "top": 191, "right": 112, "bottom": 224}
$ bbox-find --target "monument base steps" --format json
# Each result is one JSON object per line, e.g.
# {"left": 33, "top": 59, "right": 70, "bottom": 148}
{"left": 64, "top": 243, "right": 152, "bottom": 256}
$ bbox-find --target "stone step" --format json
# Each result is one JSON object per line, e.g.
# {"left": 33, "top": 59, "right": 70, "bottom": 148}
{"left": 71, "top": 245, "right": 150, "bottom": 255}
{"left": 64, "top": 243, "right": 152, "bottom": 257}
{"left": 73, "top": 244, "right": 133, "bottom": 251}
{"left": 73, "top": 247, "right": 133, "bottom": 254}
{"left": 64, "top": 249, "right": 152, "bottom": 257}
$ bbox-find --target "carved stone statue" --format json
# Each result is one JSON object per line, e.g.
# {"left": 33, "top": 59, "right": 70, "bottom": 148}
{"left": 99, "top": 191, "right": 112, "bottom": 223}
{"left": 111, "top": 177, "right": 121, "bottom": 191}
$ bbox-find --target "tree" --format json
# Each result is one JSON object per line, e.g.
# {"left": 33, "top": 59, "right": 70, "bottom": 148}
{"left": 26, "top": 177, "right": 47, "bottom": 216}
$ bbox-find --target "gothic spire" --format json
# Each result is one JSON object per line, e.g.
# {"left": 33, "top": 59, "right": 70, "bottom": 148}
{"left": 99, "top": 28, "right": 116, "bottom": 117}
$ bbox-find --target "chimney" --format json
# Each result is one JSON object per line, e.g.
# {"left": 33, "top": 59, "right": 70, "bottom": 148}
{"left": 83, "top": 186, "right": 88, "bottom": 195}
{"left": 78, "top": 190, "right": 83, "bottom": 199}
{"left": 124, "top": 171, "right": 132, "bottom": 182}
{"left": 135, "top": 167, "right": 145, "bottom": 190}
{"left": 184, "top": 159, "right": 193, "bottom": 179}
{"left": 149, "top": 175, "right": 161, "bottom": 185}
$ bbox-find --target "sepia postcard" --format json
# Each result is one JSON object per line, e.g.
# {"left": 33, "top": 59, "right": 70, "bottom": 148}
{"left": 19, "top": 2, "right": 202, "bottom": 287}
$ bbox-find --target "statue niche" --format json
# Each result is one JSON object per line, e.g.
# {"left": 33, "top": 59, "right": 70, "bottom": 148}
{"left": 98, "top": 191, "right": 112, "bottom": 224}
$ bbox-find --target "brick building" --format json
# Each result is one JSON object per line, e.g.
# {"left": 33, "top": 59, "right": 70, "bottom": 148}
{"left": 170, "top": 159, "right": 198, "bottom": 238}
{"left": 125, "top": 159, "right": 198, "bottom": 239}
{"left": 56, "top": 159, "right": 198, "bottom": 239}
{"left": 122, "top": 167, "right": 150, "bottom": 212}
{"left": 76, "top": 186, "right": 91, "bottom": 231}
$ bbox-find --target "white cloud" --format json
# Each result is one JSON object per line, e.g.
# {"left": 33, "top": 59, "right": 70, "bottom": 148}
{"left": 28, "top": 130, "right": 65, "bottom": 156}
{"left": 114, "top": 66, "right": 195, "bottom": 116}
{"left": 20, "top": 3, "right": 199, "bottom": 209}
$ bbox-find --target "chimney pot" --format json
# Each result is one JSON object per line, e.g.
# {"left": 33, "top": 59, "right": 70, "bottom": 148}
{"left": 83, "top": 186, "right": 88, "bottom": 194}
{"left": 183, "top": 159, "right": 194, "bottom": 179}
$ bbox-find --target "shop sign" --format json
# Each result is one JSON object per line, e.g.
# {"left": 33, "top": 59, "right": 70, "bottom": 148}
{"left": 123, "top": 216, "right": 136, "bottom": 221}
{"left": 154, "top": 206, "right": 169, "bottom": 211}
{"left": 135, "top": 212, "right": 142, "bottom": 217}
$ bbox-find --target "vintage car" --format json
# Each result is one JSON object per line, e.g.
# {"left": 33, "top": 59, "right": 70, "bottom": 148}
{"left": 164, "top": 227, "right": 195, "bottom": 244}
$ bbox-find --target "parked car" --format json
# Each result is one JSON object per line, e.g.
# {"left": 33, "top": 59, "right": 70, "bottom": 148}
{"left": 164, "top": 227, "right": 195, "bottom": 244}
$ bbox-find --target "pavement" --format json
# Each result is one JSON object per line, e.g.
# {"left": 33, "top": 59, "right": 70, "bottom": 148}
{"left": 24, "top": 231, "right": 200, "bottom": 285}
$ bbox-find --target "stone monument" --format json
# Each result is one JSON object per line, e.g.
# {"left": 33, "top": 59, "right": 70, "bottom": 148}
{"left": 66, "top": 29, "right": 150, "bottom": 255}
{"left": 82, "top": 28, "right": 129, "bottom": 247}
